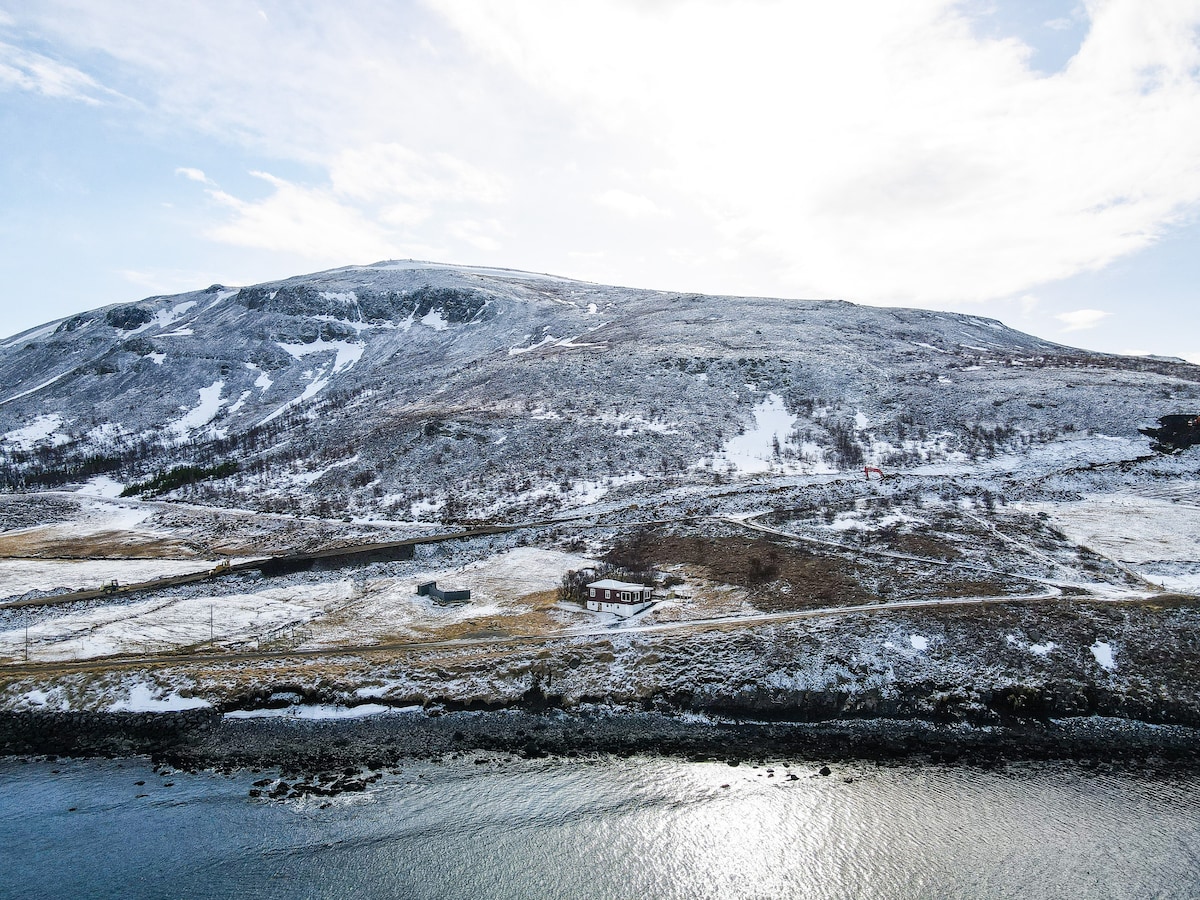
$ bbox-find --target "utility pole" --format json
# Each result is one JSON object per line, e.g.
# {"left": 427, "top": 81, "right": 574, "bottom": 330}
{"left": 209, "top": 604, "right": 214, "bottom": 645}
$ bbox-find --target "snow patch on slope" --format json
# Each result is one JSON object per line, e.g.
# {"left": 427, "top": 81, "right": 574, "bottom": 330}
{"left": 509, "top": 334, "right": 556, "bottom": 355}
{"left": 245, "top": 362, "right": 274, "bottom": 393}
{"left": 0, "top": 370, "right": 73, "bottom": 407}
{"left": 3, "top": 414, "right": 68, "bottom": 450}
{"left": 713, "top": 394, "right": 796, "bottom": 475}
{"left": 226, "top": 390, "right": 252, "bottom": 415}
{"left": 258, "top": 368, "right": 331, "bottom": 425}
{"left": 420, "top": 310, "right": 449, "bottom": 331}
{"left": 288, "top": 454, "right": 360, "bottom": 487}
{"left": 827, "top": 511, "right": 926, "bottom": 532}
{"left": 206, "top": 289, "right": 238, "bottom": 308}
{"left": 1091, "top": 640, "right": 1116, "bottom": 671}
{"left": 76, "top": 475, "right": 126, "bottom": 498}
{"left": 170, "top": 380, "right": 226, "bottom": 438}
{"left": 128, "top": 300, "right": 197, "bottom": 336}
{"left": 411, "top": 497, "right": 445, "bottom": 519}
{"left": 0, "top": 321, "right": 60, "bottom": 348}
{"left": 277, "top": 339, "right": 364, "bottom": 374}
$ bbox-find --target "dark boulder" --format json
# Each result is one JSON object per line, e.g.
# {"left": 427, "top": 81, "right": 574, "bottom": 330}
{"left": 105, "top": 306, "right": 154, "bottom": 330}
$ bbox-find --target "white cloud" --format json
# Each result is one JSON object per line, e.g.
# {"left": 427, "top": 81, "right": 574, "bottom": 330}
{"left": 446, "top": 218, "right": 506, "bottom": 253}
{"left": 10, "top": 0, "right": 1200, "bottom": 317}
{"left": 1055, "top": 308, "right": 1112, "bottom": 331}
{"left": 595, "top": 189, "right": 668, "bottom": 219}
{"left": 175, "top": 167, "right": 211, "bottom": 185}
{"left": 329, "top": 143, "right": 508, "bottom": 206}
{"left": 204, "top": 172, "right": 400, "bottom": 263}
{"left": 9, "top": 3, "right": 485, "bottom": 161}
{"left": 433, "top": 0, "right": 1200, "bottom": 305}
{"left": 192, "top": 143, "right": 508, "bottom": 263}
{"left": 0, "top": 41, "right": 111, "bottom": 104}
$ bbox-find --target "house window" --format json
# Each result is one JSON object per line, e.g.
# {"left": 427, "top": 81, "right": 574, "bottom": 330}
{"left": 605, "top": 590, "right": 611, "bottom": 599}
{"left": 589, "top": 588, "right": 595, "bottom": 597}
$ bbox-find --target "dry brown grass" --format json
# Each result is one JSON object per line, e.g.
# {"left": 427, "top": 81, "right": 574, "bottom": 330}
{"left": 389, "top": 590, "right": 565, "bottom": 642}
{"left": 651, "top": 566, "right": 752, "bottom": 619}
{"left": 0, "top": 528, "right": 198, "bottom": 559}
{"left": 611, "top": 528, "right": 1041, "bottom": 612}
{"left": 620, "top": 533, "right": 874, "bottom": 612}
{"left": 891, "top": 532, "right": 962, "bottom": 560}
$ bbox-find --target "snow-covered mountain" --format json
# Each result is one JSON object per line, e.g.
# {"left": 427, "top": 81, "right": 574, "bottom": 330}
{"left": 1, "top": 261, "right": 1197, "bottom": 519}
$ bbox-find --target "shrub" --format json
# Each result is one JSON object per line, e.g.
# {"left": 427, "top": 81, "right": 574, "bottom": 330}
{"left": 120, "top": 461, "right": 238, "bottom": 497}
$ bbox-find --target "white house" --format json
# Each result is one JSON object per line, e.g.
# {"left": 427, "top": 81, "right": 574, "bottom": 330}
{"left": 586, "top": 578, "right": 654, "bottom": 616}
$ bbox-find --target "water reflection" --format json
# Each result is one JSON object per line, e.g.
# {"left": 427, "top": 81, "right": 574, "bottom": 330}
{"left": 2, "top": 756, "right": 1198, "bottom": 900}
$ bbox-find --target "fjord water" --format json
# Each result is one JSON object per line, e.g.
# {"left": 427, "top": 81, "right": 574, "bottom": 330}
{"left": 2, "top": 756, "right": 1197, "bottom": 900}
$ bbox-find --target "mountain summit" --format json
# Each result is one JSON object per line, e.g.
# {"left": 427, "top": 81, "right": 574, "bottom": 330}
{"left": 1, "top": 261, "right": 1196, "bottom": 519}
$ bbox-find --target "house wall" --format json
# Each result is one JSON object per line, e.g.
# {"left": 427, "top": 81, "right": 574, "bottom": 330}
{"left": 588, "top": 587, "right": 653, "bottom": 602}
{"left": 585, "top": 583, "right": 654, "bottom": 616}
{"left": 598, "top": 600, "right": 653, "bottom": 617}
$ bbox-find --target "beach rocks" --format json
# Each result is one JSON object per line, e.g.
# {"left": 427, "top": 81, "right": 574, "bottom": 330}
{"left": 5, "top": 707, "right": 1200, "bottom": 776}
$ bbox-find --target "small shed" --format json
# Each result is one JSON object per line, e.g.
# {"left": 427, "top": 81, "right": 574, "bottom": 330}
{"left": 417, "top": 580, "right": 471, "bottom": 605}
{"left": 586, "top": 578, "right": 653, "bottom": 616}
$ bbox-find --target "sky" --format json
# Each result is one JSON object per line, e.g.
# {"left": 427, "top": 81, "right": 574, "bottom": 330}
{"left": 1, "top": 0, "right": 1199, "bottom": 361}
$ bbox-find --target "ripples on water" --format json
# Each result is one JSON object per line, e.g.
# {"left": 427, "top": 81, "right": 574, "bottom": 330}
{"left": 2, "top": 755, "right": 1198, "bottom": 899}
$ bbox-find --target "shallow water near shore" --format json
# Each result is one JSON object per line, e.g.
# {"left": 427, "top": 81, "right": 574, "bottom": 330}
{"left": 3, "top": 755, "right": 1198, "bottom": 900}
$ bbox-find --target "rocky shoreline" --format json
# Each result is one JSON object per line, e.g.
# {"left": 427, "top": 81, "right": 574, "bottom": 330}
{"left": 3, "top": 706, "right": 1198, "bottom": 777}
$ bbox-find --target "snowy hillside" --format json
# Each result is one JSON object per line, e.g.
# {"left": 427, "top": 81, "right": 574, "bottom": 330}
{"left": 1, "top": 261, "right": 1197, "bottom": 521}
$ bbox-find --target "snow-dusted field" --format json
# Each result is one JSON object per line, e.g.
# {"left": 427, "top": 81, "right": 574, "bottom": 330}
{"left": 413, "top": 546, "right": 594, "bottom": 606}
{"left": 0, "top": 558, "right": 217, "bottom": 599}
{"left": 1025, "top": 484, "right": 1200, "bottom": 593}
{"left": 291, "top": 546, "right": 597, "bottom": 649}
{"left": 0, "top": 547, "right": 596, "bottom": 662}
{"left": 0, "top": 591, "right": 326, "bottom": 662}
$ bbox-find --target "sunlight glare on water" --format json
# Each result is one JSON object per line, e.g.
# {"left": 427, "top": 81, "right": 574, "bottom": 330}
{"left": 2, "top": 755, "right": 1198, "bottom": 900}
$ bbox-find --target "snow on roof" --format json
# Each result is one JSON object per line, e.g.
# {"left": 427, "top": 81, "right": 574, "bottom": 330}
{"left": 588, "top": 579, "right": 651, "bottom": 591}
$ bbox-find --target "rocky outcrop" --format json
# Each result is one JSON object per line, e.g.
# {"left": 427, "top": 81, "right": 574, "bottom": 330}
{"left": 104, "top": 305, "right": 154, "bottom": 330}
